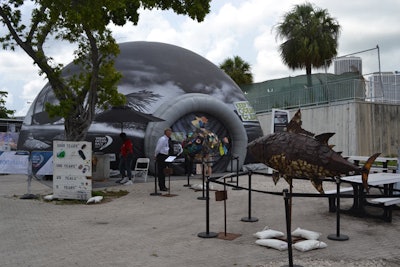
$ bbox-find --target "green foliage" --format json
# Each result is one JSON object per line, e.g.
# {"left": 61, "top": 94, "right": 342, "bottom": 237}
{"left": 219, "top": 55, "right": 253, "bottom": 86}
{"left": 0, "top": 0, "right": 211, "bottom": 140}
{"left": 275, "top": 3, "right": 341, "bottom": 79}
{"left": 0, "top": 91, "right": 15, "bottom": 118}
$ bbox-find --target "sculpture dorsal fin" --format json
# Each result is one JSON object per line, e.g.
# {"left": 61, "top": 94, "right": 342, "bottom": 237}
{"left": 286, "top": 109, "right": 314, "bottom": 137}
{"left": 315, "top": 132, "right": 335, "bottom": 144}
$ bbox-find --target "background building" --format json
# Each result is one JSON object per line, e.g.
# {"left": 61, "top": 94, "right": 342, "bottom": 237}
{"left": 334, "top": 56, "right": 363, "bottom": 75}
{"left": 367, "top": 71, "right": 400, "bottom": 103}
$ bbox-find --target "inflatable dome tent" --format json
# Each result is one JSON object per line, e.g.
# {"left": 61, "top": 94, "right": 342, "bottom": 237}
{"left": 18, "top": 41, "right": 263, "bottom": 173}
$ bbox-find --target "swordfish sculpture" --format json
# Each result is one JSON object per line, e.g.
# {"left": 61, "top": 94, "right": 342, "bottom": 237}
{"left": 247, "top": 109, "right": 380, "bottom": 193}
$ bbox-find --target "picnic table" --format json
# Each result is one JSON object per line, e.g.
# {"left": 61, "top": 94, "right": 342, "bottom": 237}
{"left": 340, "top": 173, "right": 400, "bottom": 222}
{"left": 346, "top": 156, "right": 397, "bottom": 173}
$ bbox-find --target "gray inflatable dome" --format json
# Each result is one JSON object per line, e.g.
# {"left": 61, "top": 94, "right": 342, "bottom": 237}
{"left": 18, "top": 41, "right": 263, "bottom": 173}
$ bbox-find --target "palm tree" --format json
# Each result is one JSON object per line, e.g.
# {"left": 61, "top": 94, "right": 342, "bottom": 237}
{"left": 219, "top": 56, "right": 253, "bottom": 86}
{"left": 275, "top": 3, "right": 341, "bottom": 86}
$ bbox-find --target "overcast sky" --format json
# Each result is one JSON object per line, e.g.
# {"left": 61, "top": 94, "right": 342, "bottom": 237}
{"left": 1, "top": 0, "right": 399, "bottom": 116}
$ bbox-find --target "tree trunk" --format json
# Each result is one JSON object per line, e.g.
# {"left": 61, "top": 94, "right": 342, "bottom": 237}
{"left": 306, "top": 64, "right": 312, "bottom": 87}
{"left": 64, "top": 108, "right": 92, "bottom": 141}
{"left": 306, "top": 64, "right": 313, "bottom": 103}
{"left": 63, "top": 29, "right": 99, "bottom": 142}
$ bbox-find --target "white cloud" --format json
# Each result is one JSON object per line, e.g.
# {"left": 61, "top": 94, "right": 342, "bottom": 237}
{"left": 1, "top": 0, "right": 399, "bottom": 116}
{"left": 22, "top": 79, "right": 46, "bottom": 102}
{"left": 0, "top": 51, "right": 37, "bottom": 79}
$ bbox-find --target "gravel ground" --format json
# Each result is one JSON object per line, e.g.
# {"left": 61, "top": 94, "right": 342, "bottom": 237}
{"left": 1, "top": 173, "right": 399, "bottom": 267}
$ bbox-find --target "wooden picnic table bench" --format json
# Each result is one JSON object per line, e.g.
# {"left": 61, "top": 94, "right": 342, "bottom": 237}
{"left": 346, "top": 156, "right": 397, "bottom": 173}
{"left": 340, "top": 173, "right": 400, "bottom": 222}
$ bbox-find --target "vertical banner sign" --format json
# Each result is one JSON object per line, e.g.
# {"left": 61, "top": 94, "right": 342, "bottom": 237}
{"left": 271, "top": 109, "right": 290, "bottom": 133}
{"left": 53, "top": 141, "right": 92, "bottom": 200}
{"left": 266, "top": 109, "right": 290, "bottom": 174}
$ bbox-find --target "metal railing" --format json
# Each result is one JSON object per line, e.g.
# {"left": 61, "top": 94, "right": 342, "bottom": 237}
{"left": 245, "top": 79, "right": 367, "bottom": 113}
{"left": 245, "top": 75, "right": 400, "bottom": 113}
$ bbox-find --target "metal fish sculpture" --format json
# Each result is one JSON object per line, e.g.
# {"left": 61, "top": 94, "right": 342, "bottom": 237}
{"left": 247, "top": 109, "right": 380, "bottom": 193}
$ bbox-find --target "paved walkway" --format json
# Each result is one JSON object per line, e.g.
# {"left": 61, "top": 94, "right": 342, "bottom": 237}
{"left": 1, "top": 173, "right": 399, "bottom": 267}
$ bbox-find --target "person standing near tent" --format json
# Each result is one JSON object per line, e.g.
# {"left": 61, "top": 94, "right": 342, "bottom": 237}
{"left": 154, "top": 128, "right": 172, "bottom": 191}
{"left": 117, "top": 132, "right": 134, "bottom": 185}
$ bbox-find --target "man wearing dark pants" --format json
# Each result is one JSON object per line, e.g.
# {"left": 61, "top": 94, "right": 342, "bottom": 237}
{"left": 154, "top": 128, "right": 172, "bottom": 191}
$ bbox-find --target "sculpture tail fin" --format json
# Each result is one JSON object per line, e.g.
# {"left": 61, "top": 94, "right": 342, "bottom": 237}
{"left": 361, "top": 153, "right": 381, "bottom": 192}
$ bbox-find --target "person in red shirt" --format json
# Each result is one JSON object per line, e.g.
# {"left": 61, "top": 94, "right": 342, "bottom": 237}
{"left": 116, "top": 132, "right": 134, "bottom": 185}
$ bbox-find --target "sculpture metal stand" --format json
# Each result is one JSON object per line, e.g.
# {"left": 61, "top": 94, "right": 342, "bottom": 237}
{"left": 327, "top": 177, "right": 349, "bottom": 241}
{"left": 198, "top": 177, "right": 218, "bottom": 238}
{"left": 241, "top": 171, "right": 258, "bottom": 222}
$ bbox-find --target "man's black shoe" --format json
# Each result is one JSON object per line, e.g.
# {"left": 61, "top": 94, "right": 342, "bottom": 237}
{"left": 160, "top": 188, "right": 168, "bottom": 191}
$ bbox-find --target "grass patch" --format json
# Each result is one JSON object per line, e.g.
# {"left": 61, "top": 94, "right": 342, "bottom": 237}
{"left": 54, "top": 199, "right": 86, "bottom": 205}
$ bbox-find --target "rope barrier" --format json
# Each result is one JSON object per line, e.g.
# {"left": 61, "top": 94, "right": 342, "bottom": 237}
{"left": 209, "top": 172, "right": 400, "bottom": 199}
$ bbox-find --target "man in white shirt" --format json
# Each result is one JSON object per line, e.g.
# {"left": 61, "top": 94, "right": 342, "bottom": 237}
{"left": 154, "top": 128, "right": 172, "bottom": 191}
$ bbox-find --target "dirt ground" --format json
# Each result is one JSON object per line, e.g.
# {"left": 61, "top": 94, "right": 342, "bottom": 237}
{"left": 1, "top": 173, "right": 399, "bottom": 267}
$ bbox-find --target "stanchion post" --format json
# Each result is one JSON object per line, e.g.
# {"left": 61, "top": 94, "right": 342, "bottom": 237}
{"left": 241, "top": 171, "right": 258, "bottom": 222}
{"left": 328, "top": 177, "right": 349, "bottom": 241}
{"left": 198, "top": 177, "right": 218, "bottom": 238}
{"left": 183, "top": 157, "right": 192, "bottom": 187}
{"left": 228, "top": 155, "right": 236, "bottom": 183}
{"left": 198, "top": 159, "right": 207, "bottom": 200}
{"left": 232, "top": 155, "right": 241, "bottom": 190}
{"left": 223, "top": 177, "right": 227, "bottom": 235}
{"left": 183, "top": 169, "right": 191, "bottom": 187}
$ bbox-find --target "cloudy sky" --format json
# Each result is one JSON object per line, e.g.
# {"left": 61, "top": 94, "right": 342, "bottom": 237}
{"left": 1, "top": 0, "right": 399, "bottom": 116}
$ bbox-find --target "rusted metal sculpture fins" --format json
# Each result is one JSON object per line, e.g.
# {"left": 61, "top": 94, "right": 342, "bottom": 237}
{"left": 286, "top": 109, "right": 315, "bottom": 137}
{"left": 272, "top": 172, "right": 280, "bottom": 185}
{"left": 315, "top": 133, "right": 335, "bottom": 145}
{"left": 361, "top": 152, "right": 381, "bottom": 192}
{"left": 310, "top": 177, "right": 324, "bottom": 193}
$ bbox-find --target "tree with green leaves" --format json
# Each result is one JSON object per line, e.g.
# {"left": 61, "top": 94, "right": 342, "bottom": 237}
{"left": 275, "top": 3, "right": 340, "bottom": 86}
{"left": 0, "top": 91, "right": 15, "bottom": 118}
{"left": 0, "top": 0, "right": 211, "bottom": 141}
{"left": 219, "top": 55, "right": 253, "bottom": 86}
